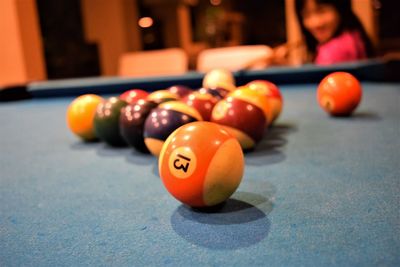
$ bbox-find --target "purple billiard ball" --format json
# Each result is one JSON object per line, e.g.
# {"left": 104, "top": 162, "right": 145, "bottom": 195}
{"left": 143, "top": 101, "right": 202, "bottom": 156}
{"left": 119, "top": 99, "right": 158, "bottom": 153}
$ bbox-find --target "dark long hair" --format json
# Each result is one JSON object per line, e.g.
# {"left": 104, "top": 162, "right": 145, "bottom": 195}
{"left": 295, "top": 0, "right": 375, "bottom": 59}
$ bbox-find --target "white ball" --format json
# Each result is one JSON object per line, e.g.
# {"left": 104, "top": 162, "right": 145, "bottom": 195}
{"left": 202, "top": 68, "right": 235, "bottom": 89}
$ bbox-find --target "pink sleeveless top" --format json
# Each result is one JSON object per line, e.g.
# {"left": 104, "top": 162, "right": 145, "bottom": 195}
{"left": 315, "top": 31, "right": 367, "bottom": 65}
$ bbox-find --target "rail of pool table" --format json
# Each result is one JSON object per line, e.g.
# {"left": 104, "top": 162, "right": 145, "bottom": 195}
{"left": 27, "top": 60, "right": 386, "bottom": 97}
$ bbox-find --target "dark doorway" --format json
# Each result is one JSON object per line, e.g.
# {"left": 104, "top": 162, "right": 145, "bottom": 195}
{"left": 378, "top": 0, "right": 400, "bottom": 53}
{"left": 36, "top": 0, "right": 100, "bottom": 79}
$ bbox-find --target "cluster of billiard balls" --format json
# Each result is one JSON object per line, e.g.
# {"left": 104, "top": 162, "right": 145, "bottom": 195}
{"left": 66, "top": 69, "right": 362, "bottom": 208}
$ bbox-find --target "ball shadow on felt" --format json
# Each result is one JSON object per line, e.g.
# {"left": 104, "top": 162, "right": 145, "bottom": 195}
{"left": 170, "top": 191, "right": 273, "bottom": 250}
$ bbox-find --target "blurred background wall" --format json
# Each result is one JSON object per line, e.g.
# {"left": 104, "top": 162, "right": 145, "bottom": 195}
{"left": 1, "top": 0, "right": 399, "bottom": 86}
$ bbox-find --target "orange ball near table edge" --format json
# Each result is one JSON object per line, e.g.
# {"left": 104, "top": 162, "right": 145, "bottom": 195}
{"left": 317, "top": 72, "right": 362, "bottom": 116}
{"left": 159, "top": 121, "right": 244, "bottom": 207}
{"left": 66, "top": 94, "right": 103, "bottom": 141}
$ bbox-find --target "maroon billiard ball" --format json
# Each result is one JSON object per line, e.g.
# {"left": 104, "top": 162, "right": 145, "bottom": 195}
{"left": 182, "top": 91, "right": 219, "bottom": 121}
{"left": 211, "top": 93, "right": 267, "bottom": 150}
{"left": 119, "top": 99, "right": 158, "bottom": 153}
{"left": 120, "top": 89, "right": 149, "bottom": 104}
{"left": 93, "top": 97, "right": 128, "bottom": 146}
{"left": 167, "top": 85, "right": 192, "bottom": 98}
{"left": 143, "top": 101, "right": 202, "bottom": 156}
{"left": 247, "top": 80, "right": 283, "bottom": 124}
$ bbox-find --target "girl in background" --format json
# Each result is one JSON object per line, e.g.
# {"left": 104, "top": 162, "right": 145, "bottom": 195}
{"left": 294, "top": 0, "right": 375, "bottom": 65}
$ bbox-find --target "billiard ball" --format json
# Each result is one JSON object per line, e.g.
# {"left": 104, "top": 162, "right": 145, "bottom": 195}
{"left": 119, "top": 89, "right": 149, "bottom": 104}
{"left": 144, "top": 101, "right": 203, "bottom": 156}
{"left": 247, "top": 80, "right": 283, "bottom": 124}
{"left": 66, "top": 94, "right": 103, "bottom": 141}
{"left": 198, "top": 87, "right": 226, "bottom": 100}
{"left": 211, "top": 89, "right": 268, "bottom": 150}
{"left": 206, "top": 84, "right": 236, "bottom": 99}
{"left": 317, "top": 72, "right": 362, "bottom": 116}
{"left": 167, "top": 85, "right": 192, "bottom": 98}
{"left": 147, "top": 90, "right": 179, "bottom": 104}
{"left": 159, "top": 121, "right": 244, "bottom": 207}
{"left": 202, "top": 68, "right": 236, "bottom": 90}
{"left": 119, "top": 99, "right": 158, "bottom": 153}
{"left": 93, "top": 97, "right": 128, "bottom": 146}
{"left": 232, "top": 86, "right": 273, "bottom": 126}
{"left": 182, "top": 91, "right": 219, "bottom": 121}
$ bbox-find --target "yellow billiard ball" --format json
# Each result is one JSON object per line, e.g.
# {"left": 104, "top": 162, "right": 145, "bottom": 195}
{"left": 66, "top": 94, "right": 103, "bottom": 141}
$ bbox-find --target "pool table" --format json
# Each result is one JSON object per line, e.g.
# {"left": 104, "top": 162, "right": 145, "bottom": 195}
{"left": 1, "top": 60, "right": 399, "bottom": 266}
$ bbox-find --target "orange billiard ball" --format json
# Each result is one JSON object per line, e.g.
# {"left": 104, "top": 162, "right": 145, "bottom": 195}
{"left": 66, "top": 94, "right": 103, "bottom": 141}
{"left": 317, "top": 72, "right": 362, "bottom": 116}
{"left": 247, "top": 80, "right": 283, "bottom": 124}
{"left": 159, "top": 121, "right": 244, "bottom": 207}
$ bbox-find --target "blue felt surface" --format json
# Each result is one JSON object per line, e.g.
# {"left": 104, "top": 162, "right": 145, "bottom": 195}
{"left": 1, "top": 82, "right": 399, "bottom": 266}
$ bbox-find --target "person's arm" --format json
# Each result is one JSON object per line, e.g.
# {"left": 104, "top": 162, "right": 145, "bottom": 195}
{"left": 241, "top": 42, "right": 306, "bottom": 70}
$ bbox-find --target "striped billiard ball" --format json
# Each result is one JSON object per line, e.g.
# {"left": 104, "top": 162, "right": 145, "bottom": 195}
{"left": 144, "top": 101, "right": 203, "bottom": 156}
{"left": 211, "top": 88, "right": 268, "bottom": 150}
{"left": 247, "top": 80, "right": 283, "bottom": 124}
{"left": 159, "top": 121, "right": 244, "bottom": 207}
